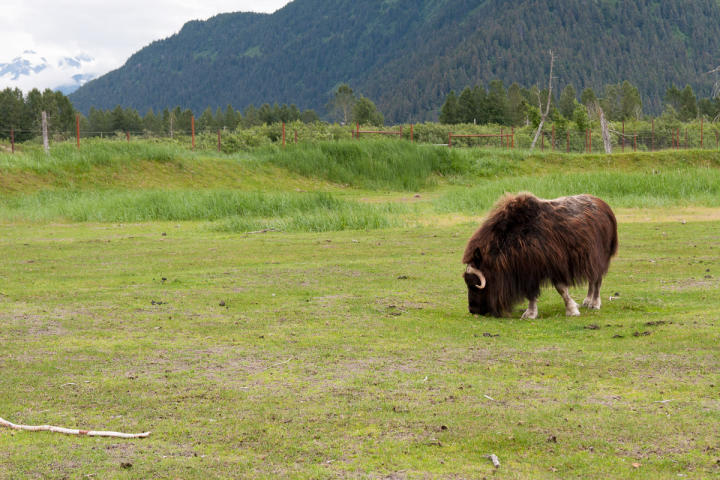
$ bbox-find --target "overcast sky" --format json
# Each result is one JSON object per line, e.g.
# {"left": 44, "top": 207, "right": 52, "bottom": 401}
{"left": 0, "top": 0, "right": 293, "bottom": 90}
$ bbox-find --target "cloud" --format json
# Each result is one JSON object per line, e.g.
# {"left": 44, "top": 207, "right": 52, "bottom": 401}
{"left": 0, "top": 0, "right": 292, "bottom": 90}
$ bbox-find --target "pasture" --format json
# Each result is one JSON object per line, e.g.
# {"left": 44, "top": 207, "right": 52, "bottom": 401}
{"left": 1, "top": 141, "right": 719, "bottom": 478}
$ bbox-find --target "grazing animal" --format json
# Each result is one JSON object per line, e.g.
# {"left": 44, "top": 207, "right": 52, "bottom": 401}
{"left": 462, "top": 193, "right": 617, "bottom": 318}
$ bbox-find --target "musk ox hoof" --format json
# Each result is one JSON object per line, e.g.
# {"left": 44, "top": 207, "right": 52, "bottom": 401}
{"left": 582, "top": 297, "right": 602, "bottom": 310}
{"left": 566, "top": 301, "right": 581, "bottom": 316}
{"left": 521, "top": 309, "right": 538, "bottom": 320}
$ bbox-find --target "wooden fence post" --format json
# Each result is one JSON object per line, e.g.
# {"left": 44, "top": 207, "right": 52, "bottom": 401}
{"left": 41, "top": 110, "right": 49, "bottom": 153}
{"left": 651, "top": 118, "right": 655, "bottom": 151}
{"left": 217, "top": 129, "right": 221, "bottom": 152}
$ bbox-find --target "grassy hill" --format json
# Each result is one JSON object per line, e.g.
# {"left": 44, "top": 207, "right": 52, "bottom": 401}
{"left": 2, "top": 140, "right": 719, "bottom": 228}
{"left": 69, "top": 0, "right": 720, "bottom": 122}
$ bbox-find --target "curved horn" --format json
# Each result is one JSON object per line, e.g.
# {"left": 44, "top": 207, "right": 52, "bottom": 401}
{"left": 465, "top": 264, "right": 486, "bottom": 289}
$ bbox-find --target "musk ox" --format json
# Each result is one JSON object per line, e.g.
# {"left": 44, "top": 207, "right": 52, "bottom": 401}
{"left": 462, "top": 193, "right": 617, "bottom": 318}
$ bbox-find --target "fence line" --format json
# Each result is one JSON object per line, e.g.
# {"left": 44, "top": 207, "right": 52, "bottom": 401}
{"left": 2, "top": 114, "right": 719, "bottom": 154}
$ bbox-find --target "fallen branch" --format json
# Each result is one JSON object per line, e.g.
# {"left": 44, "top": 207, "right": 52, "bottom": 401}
{"left": 486, "top": 453, "right": 501, "bottom": 468}
{"left": 256, "top": 356, "right": 294, "bottom": 374}
{"left": 0, "top": 416, "right": 150, "bottom": 438}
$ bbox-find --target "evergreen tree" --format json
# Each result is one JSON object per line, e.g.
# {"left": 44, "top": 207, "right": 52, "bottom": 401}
{"left": 601, "top": 81, "right": 642, "bottom": 121}
{"left": 352, "top": 96, "right": 384, "bottom": 126}
{"left": 506, "top": 83, "right": 526, "bottom": 126}
{"left": 472, "top": 85, "right": 489, "bottom": 124}
{"left": 698, "top": 97, "right": 720, "bottom": 119}
{"left": 486, "top": 80, "right": 509, "bottom": 125}
{"left": 558, "top": 84, "right": 577, "bottom": 118}
{"left": 300, "top": 109, "right": 320, "bottom": 123}
{"left": 111, "top": 105, "right": 127, "bottom": 132}
{"left": 620, "top": 80, "right": 642, "bottom": 120}
{"left": 198, "top": 107, "right": 216, "bottom": 132}
{"left": 439, "top": 90, "right": 460, "bottom": 124}
{"left": 458, "top": 87, "right": 478, "bottom": 123}
{"left": 242, "top": 105, "right": 259, "bottom": 127}
{"left": 665, "top": 85, "right": 697, "bottom": 121}
{"left": 214, "top": 107, "right": 225, "bottom": 129}
{"left": 572, "top": 101, "right": 589, "bottom": 132}
{"left": 679, "top": 85, "right": 698, "bottom": 121}
{"left": 580, "top": 87, "right": 597, "bottom": 107}
{"left": 143, "top": 108, "right": 163, "bottom": 134}
{"left": 225, "top": 105, "right": 240, "bottom": 129}
{"left": 0, "top": 88, "right": 32, "bottom": 141}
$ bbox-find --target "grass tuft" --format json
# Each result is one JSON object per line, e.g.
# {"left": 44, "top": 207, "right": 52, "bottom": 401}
{"left": 0, "top": 189, "right": 403, "bottom": 232}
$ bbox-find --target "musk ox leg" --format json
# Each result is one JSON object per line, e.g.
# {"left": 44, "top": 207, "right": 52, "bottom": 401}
{"left": 521, "top": 298, "right": 538, "bottom": 320}
{"left": 555, "top": 284, "right": 580, "bottom": 316}
{"left": 582, "top": 277, "right": 603, "bottom": 310}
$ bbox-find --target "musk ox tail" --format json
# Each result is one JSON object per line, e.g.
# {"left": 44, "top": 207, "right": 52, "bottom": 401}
{"left": 595, "top": 195, "right": 618, "bottom": 260}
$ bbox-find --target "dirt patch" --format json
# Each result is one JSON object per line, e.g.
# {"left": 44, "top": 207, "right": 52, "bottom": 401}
{"left": 661, "top": 278, "right": 718, "bottom": 291}
{"left": 616, "top": 207, "right": 720, "bottom": 223}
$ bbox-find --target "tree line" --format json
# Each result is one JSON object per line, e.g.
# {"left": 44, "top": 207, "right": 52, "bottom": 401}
{"left": 3, "top": 81, "right": 719, "bottom": 143}
{"left": 439, "top": 80, "right": 720, "bottom": 128}
{"left": 0, "top": 84, "right": 387, "bottom": 141}
{"left": 0, "top": 88, "right": 75, "bottom": 141}
{"left": 0, "top": 87, "right": 325, "bottom": 140}
{"left": 83, "top": 103, "right": 321, "bottom": 138}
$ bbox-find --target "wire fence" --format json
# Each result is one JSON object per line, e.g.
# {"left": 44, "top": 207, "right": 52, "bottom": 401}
{"left": 1, "top": 118, "right": 719, "bottom": 154}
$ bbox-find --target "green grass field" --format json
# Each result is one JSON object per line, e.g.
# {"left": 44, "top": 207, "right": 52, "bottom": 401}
{"left": 1, "top": 140, "right": 719, "bottom": 478}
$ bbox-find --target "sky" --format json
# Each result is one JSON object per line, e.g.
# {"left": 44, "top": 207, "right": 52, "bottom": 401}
{"left": 0, "top": 0, "right": 293, "bottom": 91}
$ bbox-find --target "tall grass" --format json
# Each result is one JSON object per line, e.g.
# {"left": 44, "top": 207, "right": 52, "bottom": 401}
{"left": 0, "top": 139, "right": 195, "bottom": 175}
{"left": 262, "top": 139, "right": 471, "bottom": 190}
{"left": 433, "top": 168, "right": 720, "bottom": 213}
{"left": 0, "top": 189, "right": 402, "bottom": 232}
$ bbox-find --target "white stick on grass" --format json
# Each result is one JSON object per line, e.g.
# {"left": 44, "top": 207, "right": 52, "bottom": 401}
{"left": 0, "top": 416, "right": 150, "bottom": 438}
{"left": 486, "top": 453, "right": 501, "bottom": 468}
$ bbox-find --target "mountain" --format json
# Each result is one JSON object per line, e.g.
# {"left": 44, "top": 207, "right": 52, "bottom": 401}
{"left": 0, "top": 50, "right": 97, "bottom": 94}
{"left": 69, "top": 0, "right": 720, "bottom": 122}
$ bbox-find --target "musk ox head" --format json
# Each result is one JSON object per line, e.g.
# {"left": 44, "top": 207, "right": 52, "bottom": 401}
{"left": 463, "top": 262, "right": 491, "bottom": 315}
{"left": 463, "top": 259, "right": 507, "bottom": 317}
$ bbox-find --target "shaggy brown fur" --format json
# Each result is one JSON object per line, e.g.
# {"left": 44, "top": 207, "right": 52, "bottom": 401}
{"left": 462, "top": 193, "right": 618, "bottom": 317}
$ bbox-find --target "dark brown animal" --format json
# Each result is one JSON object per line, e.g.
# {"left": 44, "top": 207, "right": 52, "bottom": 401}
{"left": 462, "top": 193, "right": 617, "bottom": 318}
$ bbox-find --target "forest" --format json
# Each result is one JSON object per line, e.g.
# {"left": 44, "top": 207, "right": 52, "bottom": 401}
{"left": 67, "top": 0, "right": 720, "bottom": 123}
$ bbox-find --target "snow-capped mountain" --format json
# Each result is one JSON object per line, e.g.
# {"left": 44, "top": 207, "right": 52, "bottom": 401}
{"left": 0, "top": 50, "right": 98, "bottom": 94}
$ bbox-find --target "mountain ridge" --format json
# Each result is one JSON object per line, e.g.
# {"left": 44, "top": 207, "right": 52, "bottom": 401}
{"left": 69, "top": 0, "right": 720, "bottom": 122}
